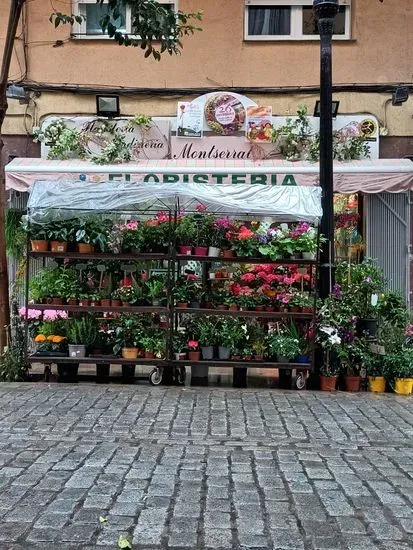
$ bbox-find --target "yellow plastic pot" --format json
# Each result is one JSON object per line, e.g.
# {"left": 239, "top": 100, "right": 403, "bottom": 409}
{"left": 394, "top": 378, "right": 412, "bottom": 395}
{"left": 368, "top": 376, "right": 386, "bottom": 393}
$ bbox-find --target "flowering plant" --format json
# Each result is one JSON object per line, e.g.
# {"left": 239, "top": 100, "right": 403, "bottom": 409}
{"left": 116, "top": 285, "right": 138, "bottom": 304}
{"left": 188, "top": 340, "right": 199, "bottom": 351}
{"left": 229, "top": 226, "right": 260, "bottom": 257}
{"left": 34, "top": 334, "right": 67, "bottom": 353}
{"left": 33, "top": 119, "right": 85, "bottom": 160}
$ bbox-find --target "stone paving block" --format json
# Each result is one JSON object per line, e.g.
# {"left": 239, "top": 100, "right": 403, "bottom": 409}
{"left": 34, "top": 512, "right": 70, "bottom": 529}
{"left": 269, "top": 529, "right": 305, "bottom": 549}
{"left": 60, "top": 524, "right": 97, "bottom": 542}
{"left": 204, "top": 528, "right": 233, "bottom": 549}
{"left": 25, "top": 528, "right": 60, "bottom": 543}
{"left": 368, "top": 522, "right": 405, "bottom": 540}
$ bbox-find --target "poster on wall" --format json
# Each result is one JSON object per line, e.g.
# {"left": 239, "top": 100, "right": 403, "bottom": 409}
{"left": 204, "top": 93, "right": 246, "bottom": 136}
{"left": 176, "top": 102, "right": 203, "bottom": 138}
{"left": 246, "top": 106, "right": 273, "bottom": 143}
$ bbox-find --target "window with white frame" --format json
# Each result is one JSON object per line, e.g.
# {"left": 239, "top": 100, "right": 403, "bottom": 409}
{"left": 244, "top": 0, "right": 351, "bottom": 41}
{"left": 72, "top": 0, "right": 177, "bottom": 38}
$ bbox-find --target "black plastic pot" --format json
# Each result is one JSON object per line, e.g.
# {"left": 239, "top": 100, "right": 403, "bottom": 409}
{"left": 357, "top": 318, "right": 378, "bottom": 337}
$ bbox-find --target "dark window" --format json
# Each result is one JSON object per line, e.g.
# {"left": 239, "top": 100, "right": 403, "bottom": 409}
{"left": 248, "top": 6, "right": 291, "bottom": 36}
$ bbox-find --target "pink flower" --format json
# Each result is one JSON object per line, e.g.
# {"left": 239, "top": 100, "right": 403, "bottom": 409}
{"left": 156, "top": 211, "right": 170, "bottom": 222}
{"left": 126, "top": 221, "right": 138, "bottom": 230}
{"left": 141, "top": 272, "right": 148, "bottom": 280}
{"left": 188, "top": 340, "right": 199, "bottom": 350}
{"left": 238, "top": 226, "right": 254, "bottom": 240}
{"left": 196, "top": 204, "right": 207, "bottom": 212}
{"left": 187, "top": 274, "right": 197, "bottom": 280}
{"left": 241, "top": 273, "right": 255, "bottom": 283}
{"left": 214, "top": 217, "right": 232, "bottom": 229}
{"left": 266, "top": 274, "right": 279, "bottom": 283}
{"left": 43, "top": 310, "right": 68, "bottom": 320}
{"left": 19, "top": 307, "right": 42, "bottom": 320}
{"left": 256, "top": 271, "right": 268, "bottom": 281}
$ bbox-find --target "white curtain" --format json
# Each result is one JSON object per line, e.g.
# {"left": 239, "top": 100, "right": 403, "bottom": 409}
{"left": 248, "top": 7, "right": 291, "bottom": 35}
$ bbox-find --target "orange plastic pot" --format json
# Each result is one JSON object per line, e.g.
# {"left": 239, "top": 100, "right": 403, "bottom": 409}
{"left": 122, "top": 348, "right": 138, "bottom": 360}
{"left": 50, "top": 241, "right": 68, "bottom": 253}
{"left": 77, "top": 243, "right": 94, "bottom": 254}
{"left": 31, "top": 240, "right": 49, "bottom": 252}
{"left": 320, "top": 375, "right": 337, "bottom": 392}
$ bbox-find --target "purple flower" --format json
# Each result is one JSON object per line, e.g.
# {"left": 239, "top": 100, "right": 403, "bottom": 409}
{"left": 332, "top": 283, "right": 342, "bottom": 299}
{"left": 364, "top": 276, "right": 373, "bottom": 283}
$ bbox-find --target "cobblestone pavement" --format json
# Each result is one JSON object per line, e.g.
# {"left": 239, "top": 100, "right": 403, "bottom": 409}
{"left": 0, "top": 384, "right": 412, "bottom": 550}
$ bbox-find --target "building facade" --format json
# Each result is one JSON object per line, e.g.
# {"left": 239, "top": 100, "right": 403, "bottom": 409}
{"left": 2, "top": 0, "right": 413, "bottom": 298}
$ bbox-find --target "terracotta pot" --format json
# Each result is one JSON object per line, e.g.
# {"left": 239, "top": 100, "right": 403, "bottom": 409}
{"left": 254, "top": 355, "right": 264, "bottom": 361}
{"left": 177, "top": 302, "right": 189, "bottom": 308}
{"left": 77, "top": 243, "right": 94, "bottom": 254}
{"left": 231, "top": 355, "right": 241, "bottom": 361}
{"left": 244, "top": 355, "right": 253, "bottom": 361}
{"left": 50, "top": 241, "right": 68, "bottom": 253}
{"left": 100, "top": 299, "right": 111, "bottom": 307}
{"left": 67, "top": 299, "right": 78, "bottom": 306}
{"left": 217, "top": 304, "right": 228, "bottom": 311}
{"left": 144, "top": 351, "right": 155, "bottom": 359}
{"left": 290, "top": 306, "right": 300, "bottom": 313}
{"left": 215, "top": 273, "right": 223, "bottom": 279}
{"left": 255, "top": 306, "right": 265, "bottom": 312}
{"left": 78, "top": 299, "right": 90, "bottom": 307}
{"left": 179, "top": 246, "right": 193, "bottom": 255}
{"left": 222, "top": 249, "right": 235, "bottom": 258}
{"left": 368, "top": 376, "right": 386, "bottom": 393}
{"left": 122, "top": 347, "right": 138, "bottom": 360}
{"left": 111, "top": 299, "right": 121, "bottom": 307}
{"left": 31, "top": 240, "right": 49, "bottom": 252}
{"left": 122, "top": 301, "right": 131, "bottom": 307}
{"left": 265, "top": 306, "right": 275, "bottom": 312}
{"left": 188, "top": 351, "right": 201, "bottom": 361}
{"left": 344, "top": 375, "right": 361, "bottom": 392}
{"left": 90, "top": 300, "right": 100, "bottom": 307}
{"left": 229, "top": 304, "right": 239, "bottom": 311}
{"left": 302, "top": 307, "right": 314, "bottom": 314}
{"left": 320, "top": 375, "right": 337, "bottom": 392}
{"left": 194, "top": 246, "right": 208, "bottom": 256}
{"left": 204, "top": 302, "right": 214, "bottom": 310}
{"left": 52, "top": 297, "right": 63, "bottom": 305}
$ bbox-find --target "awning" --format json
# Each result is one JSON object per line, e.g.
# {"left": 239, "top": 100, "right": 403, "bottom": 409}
{"left": 5, "top": 157, "right": 413, "bottom": 194}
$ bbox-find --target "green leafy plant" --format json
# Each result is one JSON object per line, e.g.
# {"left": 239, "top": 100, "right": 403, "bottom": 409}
{"left": 66, "top": 316, "right": 98, "bottom": 347}
{"left": 113, "top": 314, "right": 144, "bottom": 354}
{"left": 193, "top": 316, "right": 218, "bottom": 347}
{"left": 141, "top": 332, "right": 166, "bottom": 358}
{"left": 270, "top": 106, "right": 313, "bottom": 161}
{"left": 383, "top": 347, "right": 413, "bottom": 380}
{"left": 33, "top": 118, "right": 85, "bottom": 160}
{"left": 73, "top": 216, "right": 111, "bottom": 251}
{"left": 6, "top": 210, "right": 26, "bottom": 260}
{"left": 130, "top": 114, "right": 152, "bottom": 129}
{"left": 176, "top": 214, "right": 198, "bottom": 245}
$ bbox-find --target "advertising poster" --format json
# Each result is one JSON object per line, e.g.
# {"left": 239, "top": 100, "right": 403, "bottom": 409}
{"left": 176, "top": 102, "right": 203, "bottom": 138}
{"left": 246, "top": 106, "right": 273, "bottom": 142}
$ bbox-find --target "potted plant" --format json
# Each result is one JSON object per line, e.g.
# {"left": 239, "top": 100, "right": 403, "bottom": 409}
{"left": 336, "top": 337, "right": 367, "bottom": 392}
{"left": 145, "top": 277, "right": 166, "bottom": 306}
{"left": 113, "top": 314, "right": 142, "bottom": 360}
{"left": 48, "top": 220, "right": 73, "bottom": 253}
{"left": 74, "top": 216, "right": 110, "bottom": 254}
{"left": 111, "top": 289, "right": 122, "bottom": 307}
{"left": 33, "top": 333, "right": 67, "bottom": 356}
{"left": 367, "top": 354, "right": 386, "bottom": 393}
{"left": 67, "top": 316, "right": 98, "bottom": 359}
{"left": 193, "top": 213, "right": 210, "bottom": 256}
{"left": 176, "top": 214, "right": 197, "bottom": 255}
{"left": 216, "top": 318, "right": 243, "bottom": 360}
{"left": 27, "top": 222, "right": 50, "bottom": 252}
{"left": 319, "top": 350, "right": 340, "bottom": 391}
{"left": 187, "top": 340, "right": 201, "bottom": 361}
{"left": 229, "top": 225, "right": 259, "bottom": 258}
{"left": 208, "top": 217, "right": 225, "bottom": 257}
{"left": 384, "top": 348, "right": 413, "bottom": 395}
{"left": 141, "top": 332, "right": 166, "bottom": 359}
{"left": 173, "top": 331, "right": 187, "bottom": 360}
{"left": 117, "top": 285, "right": 138, "bottom": 307}
{"left": 195, "top": 317, "right": 218, "bottom": 360}
{"left": 267, "top": 328, "right": 301, "bottom": 363}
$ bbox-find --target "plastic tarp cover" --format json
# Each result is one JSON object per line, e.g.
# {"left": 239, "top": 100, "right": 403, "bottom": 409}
{"left": 27, "top": 179, "right": 322, "bottom": 223}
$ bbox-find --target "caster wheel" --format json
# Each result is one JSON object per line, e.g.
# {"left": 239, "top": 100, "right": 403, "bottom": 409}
{"left": 149, "top": 368, "right": 163, "bottom": 386}
{"left": 295, "top": 373, "right": 306, "bottom": 390}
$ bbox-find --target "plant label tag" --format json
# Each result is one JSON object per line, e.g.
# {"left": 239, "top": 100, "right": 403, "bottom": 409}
{"left": 280, "top": 223, "right": 289, "bottom": 232}
{"left": 371, "top": 294, "right": 378, "bottom": 306}
{"left": 121, "top": 264, "right": 137, "bottom": 273}
{"left": 96, "top": 264, "right": 107, "bottom": 272}
{"left": 75, "top": 264, "right": 87, "bottom": 271}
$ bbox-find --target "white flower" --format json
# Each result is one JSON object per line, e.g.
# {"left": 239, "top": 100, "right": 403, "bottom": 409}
{"left": 320, "top": 326, "right": 334, "bottom": 335}
{"left": 329, "top": 334, "right": 341, "bottom": 345}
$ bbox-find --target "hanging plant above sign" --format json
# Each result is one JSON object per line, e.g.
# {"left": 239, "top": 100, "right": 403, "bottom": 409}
{"left": 204, "top": 93, "right": 246, "bottom": 136}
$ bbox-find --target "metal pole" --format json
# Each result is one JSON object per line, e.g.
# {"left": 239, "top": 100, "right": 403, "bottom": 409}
{"left": 313, "top": 0, "right": 339, "bottom": 299}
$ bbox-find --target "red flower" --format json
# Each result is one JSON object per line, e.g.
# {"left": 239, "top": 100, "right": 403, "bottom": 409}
{"left": 256, "top": 271, "right": 268, "bottom": 281}
{"left": 238, "top": 226, "right": 254, "bottom": 240}
{"left": 187, "top": 274, "right": 197, "bottom": 280}
{"left": 230, "top": 282, "right": 242, "bottom": 296}
{"left": 188, "top": 340, "right": 199, "bottom": 350}
{"left": 241, "top": 273, "right": 256, "bottom": 283}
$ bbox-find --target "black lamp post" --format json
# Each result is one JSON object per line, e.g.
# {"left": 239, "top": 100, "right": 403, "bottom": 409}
{"left": 313, "top": 0, "right": 339, "bottom": 299}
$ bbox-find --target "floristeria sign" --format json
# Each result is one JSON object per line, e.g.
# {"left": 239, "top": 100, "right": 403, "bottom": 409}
{"left": 138, "top": 172, "right": 303, "bottom": 186}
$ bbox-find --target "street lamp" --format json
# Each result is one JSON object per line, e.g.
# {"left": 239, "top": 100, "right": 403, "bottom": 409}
{"left": 313, "top": 0, "right": 339, "bottom": 299}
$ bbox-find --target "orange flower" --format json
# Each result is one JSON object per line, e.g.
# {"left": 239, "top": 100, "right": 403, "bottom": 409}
{"left": 47, "top": 335, "right": 55, "bottom": 342}
{"left": 34, "top": 334, "right": 46, "bottom": 343}
{"left": 52, "top": 336, "right": 66, "bottom": 343}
